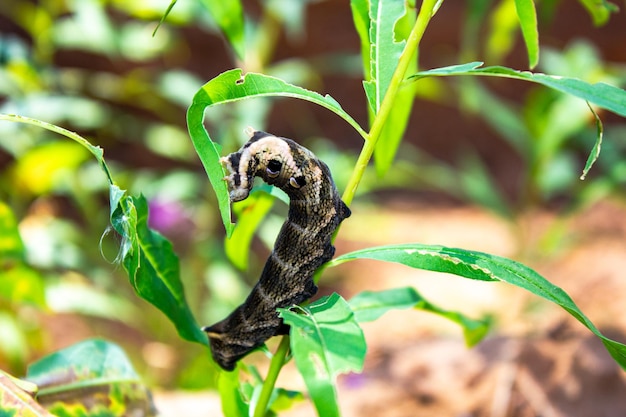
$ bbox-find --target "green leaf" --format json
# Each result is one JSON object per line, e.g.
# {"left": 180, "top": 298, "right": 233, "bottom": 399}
{"left": 198, "top": 0, "right": 246, "bottom": 60}
{"left": 513, "top": 0, "right": 539, "bottom": 68}
{"left": 187, "top": 69, "right": 366, "bottom": 236}
{"left": 580, "top": 102, "right": 603, "bottom": 180}
{"left": 348, "top": 287, "right": 490, "bottom": 347}
{"left": 577, "top": 0, "right": 619, "bottom": 25}
{"left": 279, "top": 293, "right": 366, "bottom": 417}
{"left": 0, "top": 201, "right": 25, "bottom": 264}
{"left": 217, "top": 366, "right": 248, "bottom": 417}
{"left": 225, "top": 190, "right": 275, "bottom": 271}
{"left": 329, "top": 244, "right": 626, "bottom": 370}
{"left": 409, "top": 62, "right": 626, "bottom": 118}
{"left": 26, "top": 339, "right": 155, "bottom": 416}
{"left": 111, "top": 193, "right": 207, "bottom": 345}
{"left": 363, "top": 0, "right": 407, "bottom": 113}
{"left": 373, "top": 6, "right": 418, "bottom": 176}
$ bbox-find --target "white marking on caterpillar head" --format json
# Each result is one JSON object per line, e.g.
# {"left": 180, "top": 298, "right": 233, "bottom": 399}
{"left": 237, "top": 135, "right": 302, "bottom": 187}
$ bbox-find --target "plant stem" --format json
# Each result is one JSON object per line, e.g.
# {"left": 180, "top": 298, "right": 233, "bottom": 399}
{"left": 341, "top": 0, "right": 440, "bottom": 206}
{"left": 253, "top": 336, "right": 291, "bottom": 417}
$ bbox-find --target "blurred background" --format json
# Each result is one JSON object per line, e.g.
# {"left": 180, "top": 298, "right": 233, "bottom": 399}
{"left": 1, "top": 0, "right": 626, "bottom": 416}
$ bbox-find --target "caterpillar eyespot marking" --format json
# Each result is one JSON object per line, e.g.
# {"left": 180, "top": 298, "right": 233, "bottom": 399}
{"left": 203, "top": 130, "right": 351, "bottom": 371}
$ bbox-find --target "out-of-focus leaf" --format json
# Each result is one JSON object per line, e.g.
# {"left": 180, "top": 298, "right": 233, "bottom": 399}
{"left": 329, "top": 244, "right": 626, "bottom": 370}
{"left": 0, "top": 312, "right": 29, "bottom": 367}
{"left": 486, "top": 0, "right": 519, "bottom": 63}
{"left": 27, "top": 339, "right": 156, "bottom": 417}
{"left": 513, "top": 0, "right": 538, "bottom": 68}
{"left": 459, "top": 151, "right": 512, "bottom": 218}
{"left": 0, "top": 201, "right": 25, "bottom": 264}
{"left": 217, "top": 366, "right": 248, "bottom": 417}
{"left": 577, "top": 0, "right": 618, "bottom": 25}
{"left": 187, "top": 69, "right": 366, "bottom": 236}
{"left": 0, "top": 370, "right": 53, "bottom": 417}
{"left": 111, "top": 193, "right": 207, "bottom": 345}
{"left": 225, "top": 190, "right": 275, "bottom": 271}
{"left": 348, "top": 287, "right": 490, "bottom": 347}
{"left": 580, "top": 102, "right": 603, "bottom": 180}
{"left": 409, "top": 62, "right": 626, "bottom": 117}
{"left": 198, "top": 0, "right": 246, "bottom": 60}
{"left": 11, "top": 141, "right": 90, "bottom": 195}
{"left": 0, "top": 266, "right": 46, "bottom": 308}
{"left": 279, "top": 293, "right": 366, "bottom": 417}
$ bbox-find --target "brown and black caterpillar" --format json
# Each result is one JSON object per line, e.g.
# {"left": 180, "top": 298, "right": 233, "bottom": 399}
{"left": 202, "top": 129, "right": 351, "bottom": 371}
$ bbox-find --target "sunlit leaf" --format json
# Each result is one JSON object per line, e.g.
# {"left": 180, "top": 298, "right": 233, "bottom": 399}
{"left": 363, "top": 0, "right": 407, "bottom": 113}
{"left": 27, "top": 339, "right": 156, "bottom": 417}
{"left": 348, "top": 287, "right": 490, "bottom": 347}
{"left": 187, "top": 69, "right": 366, "bottom": 236}
{"left": 0, "top": 266, "right": 46, "bottom": 308}
{"left": 374, "top": 6, "right": 418, "bottom": 176}
{"left": 329, "top": 243, "right": 626, "bottom": 369}
{"left": 279, "top": 293, "right": 366, "bottom": 417}
{"left": 11, "top": 141, "right": 89, "bottom": 194}
{"left": 409, "top": 62, "right": 626, "bottom": 117}
{"left": 513, "top": 0, "right": 539, "bottom": 68}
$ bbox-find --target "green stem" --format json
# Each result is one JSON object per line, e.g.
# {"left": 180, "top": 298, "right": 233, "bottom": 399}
{"left": 341, "top": 0, "right": 439, "bottom": 206}
{"left": 253, "top": 336, "right": 291, "bottom": 417}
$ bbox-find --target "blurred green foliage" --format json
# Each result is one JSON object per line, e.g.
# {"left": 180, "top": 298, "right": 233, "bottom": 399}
{"left": 0, "top": 0, "right": 625, "bottom": 412}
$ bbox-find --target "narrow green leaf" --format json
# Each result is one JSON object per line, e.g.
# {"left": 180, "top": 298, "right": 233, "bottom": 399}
{"left": 409, "top": 62, "right": 626, "bottom": 117}
{"left": 329, "top": 244, "right": 626, "bottom": 370}
{"left": 279, "top": 293, "right": 366, "bottom": 417}
{"left": 348, "top": 287, "right": 490, "bottom": 347}
{"left": 198, "top": 0, "right": 246, "bottom": 60}
{"left": 513, "top": 0, "right": 539, "bottom": 68}
{"left": 187, "top": 69, "right": 366, "bottom": 236}
{"left": 152, "top": 0, "right": 177, "bottom": 36}
{"left": 225, "top": 190, "right": 275, "bottom": 270}
{"left": 580, "top": 102, "right": 603, "bottom": 180}
{"left": 111, "top": 194, "right": 207, "bottom": 345}
{"left": 373, "top": 6, "right": 418, "bottom": 176}
{"left": 363, "top": 0, "right": 407, "bottom": 113}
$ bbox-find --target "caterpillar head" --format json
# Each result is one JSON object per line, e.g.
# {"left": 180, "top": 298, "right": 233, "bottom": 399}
{"left": 221, "top": 130, "right": 321, "bottom": 202}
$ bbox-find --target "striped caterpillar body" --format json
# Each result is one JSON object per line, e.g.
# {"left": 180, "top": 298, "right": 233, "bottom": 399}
{"left": 202, "top": 130, "right": 351, "bottom": 371}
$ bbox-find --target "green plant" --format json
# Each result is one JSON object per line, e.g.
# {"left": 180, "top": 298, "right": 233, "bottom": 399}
{"left": 2, "top": 0, "right": 626, "bottom": 416}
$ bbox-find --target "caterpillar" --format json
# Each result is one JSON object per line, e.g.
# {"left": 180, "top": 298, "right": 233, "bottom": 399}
{"left": 202, "top": 129, "right": 351, "bottom": 371}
